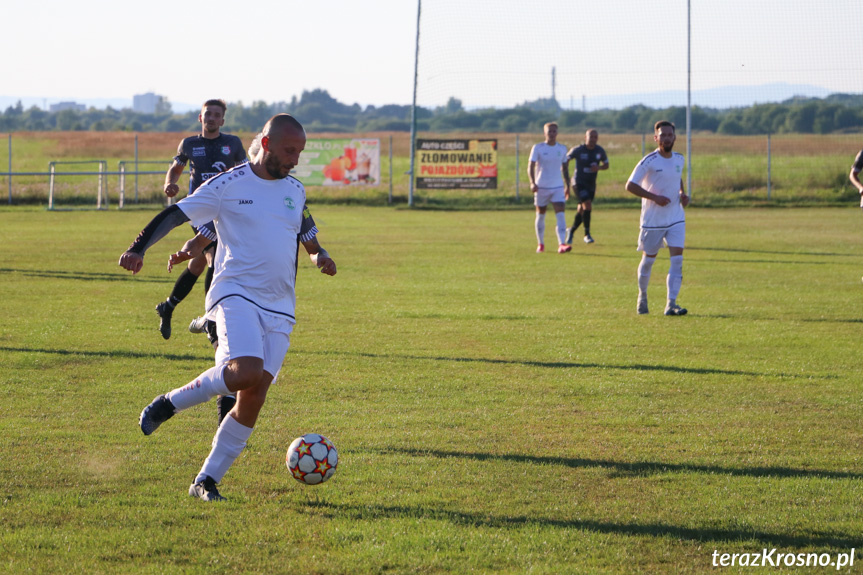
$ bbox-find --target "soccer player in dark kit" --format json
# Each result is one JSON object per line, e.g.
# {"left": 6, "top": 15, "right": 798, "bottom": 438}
{"left": 565, "top": 129, "right": 609, "bottom": 246}
{"left": 155, "top": 98, "right": 247, "bottom": 341}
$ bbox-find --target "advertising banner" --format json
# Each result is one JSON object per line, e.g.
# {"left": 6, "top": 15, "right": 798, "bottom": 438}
{"left": 416, "top": 139, "right": 498, "bottom": 189}
{"left": 293, "top": 138, "right": 380, "bottom": 186}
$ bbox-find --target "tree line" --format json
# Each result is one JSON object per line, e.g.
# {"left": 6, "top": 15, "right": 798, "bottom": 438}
{"left": 1, "top": 89, "right": 862, "bottom": 135}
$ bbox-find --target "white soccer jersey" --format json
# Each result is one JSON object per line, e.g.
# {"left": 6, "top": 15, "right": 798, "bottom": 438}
{"left": 176, "top": 165, "right": 316, "bottom": 322}
{"left": 628, "top": 151, "right": 686, "bottom": 229}
{"left": 529, "top": 142, "right": 568, "bottom": 188}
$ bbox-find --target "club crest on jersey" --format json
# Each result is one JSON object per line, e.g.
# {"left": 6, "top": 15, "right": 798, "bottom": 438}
{"left": 221, "top": 146, "right": 231, "bottom": 155}
{"left": 284, "top": 197, "right": 295, "bottom": 209}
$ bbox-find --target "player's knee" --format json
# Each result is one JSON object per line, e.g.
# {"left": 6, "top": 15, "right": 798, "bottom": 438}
{"left": 224, "top": 357, "right": 265, "bottom": 391}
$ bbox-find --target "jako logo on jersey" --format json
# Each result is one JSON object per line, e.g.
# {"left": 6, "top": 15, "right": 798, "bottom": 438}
{"left": 239, "top": 199, "right": 253, "bottom": 205}
{"left": 222, "top": 146, "right": 231, "bottom": 155}
{"left": 284, "top": 197, "right": 295, "bottom": 209}
{"left": 212, "top": 161, "right": 227, "bottom": 172}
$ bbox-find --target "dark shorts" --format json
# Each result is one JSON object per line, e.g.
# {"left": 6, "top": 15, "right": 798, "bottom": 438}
{"left": 574, "top": 183, "right": 596, "bottom": 203}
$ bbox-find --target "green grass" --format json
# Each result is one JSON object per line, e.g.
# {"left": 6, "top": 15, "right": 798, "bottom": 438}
{"left": 1, "top": 205, "right": 862, "bottom": 573}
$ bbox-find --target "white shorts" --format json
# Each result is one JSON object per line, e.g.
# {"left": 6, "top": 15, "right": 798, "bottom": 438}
{"left": 534, "top": 186, "right": 566, "bottom": 207}
{"left": 211, "top": 297, "right": 294, "bottom": 380}
{"left": 638, "top": 222, "right": 686, "bottom": 254}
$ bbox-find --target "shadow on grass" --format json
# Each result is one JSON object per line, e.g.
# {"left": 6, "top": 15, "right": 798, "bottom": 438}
{"left": 307, "top": 350, "right": 799, "bottom": 378}
{"left": 0, "top": 267, "right": 171, "bottom": 284}
{"left": 303, "top": 499, "right": 858, "bottom": 550}
{"left": 0, "top": 345, "right": 207, "bottom": 363}
{"left": 689, "top": 246, "right": 858, "bottom": 258}
{"left": 375, "top": 447, "right": 863, "bottom": 481}
{"left": 693, "top": 258, "right": 852, "bottom": 266}
{"left": 799, "top": 317, "right": 863, "bottom": 324}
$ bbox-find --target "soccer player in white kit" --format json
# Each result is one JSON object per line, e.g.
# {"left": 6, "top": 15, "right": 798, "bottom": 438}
{"left": 528, "top": 122, "right": 571, "bottom": 253}
{"left": 849, "top": 149, "right": 863, "bottom": 208}
{"left": 119, "top": 114, "right": 337, "bottom": 501}
{"left": 625, "top": 120, "right": 690, "bottom": 316}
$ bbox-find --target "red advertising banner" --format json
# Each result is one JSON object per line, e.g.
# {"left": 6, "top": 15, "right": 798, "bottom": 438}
{"left": 416, "top": 139, "right": 498, "bottom": 189}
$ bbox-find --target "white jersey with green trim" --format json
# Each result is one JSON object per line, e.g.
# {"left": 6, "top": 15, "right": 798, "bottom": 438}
{"left": 628, "top": 150, "right": 686, "bottom": 230}
{"left": 176, "top": 165, "right": 317, "bottom": 322}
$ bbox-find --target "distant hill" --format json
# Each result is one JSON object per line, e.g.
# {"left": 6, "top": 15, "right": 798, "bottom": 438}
{"left": 0, "top": 96, "right": 199, "bottom": 114}
{"left": 582, "top": 83, "right": 832, "bottom": 111}
{"left": 2, "top": 87, "right": 861, "bottom": 135}
{"left": 0, "top": 83, "right": 844, "bottom": 114}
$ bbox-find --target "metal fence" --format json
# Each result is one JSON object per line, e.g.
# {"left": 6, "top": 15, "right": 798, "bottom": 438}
{"left": 2, "top": 132, "right": 860, "bottom": 208}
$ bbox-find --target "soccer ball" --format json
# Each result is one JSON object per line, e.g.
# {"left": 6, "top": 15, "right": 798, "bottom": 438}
{"left": 286, "top": 433, "right": 338, "bottom": 485}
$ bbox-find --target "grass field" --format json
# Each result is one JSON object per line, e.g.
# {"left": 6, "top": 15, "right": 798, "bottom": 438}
{"left": 1, "top": 132, "right": 861, "bottom": 208}
{"left": 1, "top": 205, "right": 862, "bottom": 573}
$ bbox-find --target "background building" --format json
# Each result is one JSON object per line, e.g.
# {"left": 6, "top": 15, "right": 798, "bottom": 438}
{"left": 49, "top": 101, "right": 86, "bottom": 112}
{"left": 133, "top": 92, "right": 171, "bottom": 114}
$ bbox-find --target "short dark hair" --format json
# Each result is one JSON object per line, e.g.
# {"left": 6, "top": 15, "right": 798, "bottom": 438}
{"left": 654, "top": 120, "right": 675, "bottom": 133}
{"left": 202, "top": 99, "right": 227, "bottom": 113}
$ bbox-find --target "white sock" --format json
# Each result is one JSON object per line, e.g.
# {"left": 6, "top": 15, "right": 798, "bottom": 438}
{"left": 167, "top": 364, "right": 231, "bottom": 412}
{"left": 195, "top": 415, "right": 254, "bottom": 484}
{"left": 535, "top": 213, "right": 545, "bottom": 244}
{"left": 667, "top": 255, "right": 683, "bottom": 303}
{"left": 555, "top": 212, "right": 567, "bottom": 245}
{"left": 638, "top": 254, "right": 656, "bottom": 296}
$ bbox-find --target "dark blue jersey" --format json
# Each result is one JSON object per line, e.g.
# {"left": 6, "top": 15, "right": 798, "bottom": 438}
{"left": 853, "top": 150, "right": 863, "bottom": 173}
{"left": 566, "top": 144, "right": 608, "bottom": 187}
{"left": 174, "top": 133, "right": 247, "bottom": 194}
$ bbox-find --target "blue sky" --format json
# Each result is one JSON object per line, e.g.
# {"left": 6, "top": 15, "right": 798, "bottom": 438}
{"left": 3, "top": 0, "right": 861, "bottom": 111}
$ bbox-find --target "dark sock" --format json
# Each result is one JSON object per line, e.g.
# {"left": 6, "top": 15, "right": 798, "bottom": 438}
{"left": 204, "top": 265, "right": 214, "bottom": 295}
{"left": 583, "top": 210, "right": 592, "bottom": 235}
{"left": 168, "top": 268, "right": 199, "bottom": 307}
{"left": 567, "top": 213, "right": 583, "bottom": 243}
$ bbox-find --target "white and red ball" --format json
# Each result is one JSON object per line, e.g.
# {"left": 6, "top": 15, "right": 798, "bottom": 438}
{"left": 286, "top": 433, "right": 338, "bottom": 485}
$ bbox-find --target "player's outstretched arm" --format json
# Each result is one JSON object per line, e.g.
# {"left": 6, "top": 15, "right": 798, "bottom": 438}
{"left": 118, "top": 205, "right": 190, "bottom": 274}
{"left": 167, "top": 233, "right": 211, "bottom": 272}
{"left": 302, "top": 237, "right": 337, "bottom": 276}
